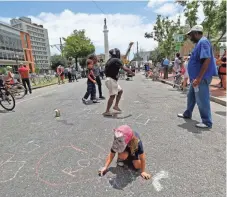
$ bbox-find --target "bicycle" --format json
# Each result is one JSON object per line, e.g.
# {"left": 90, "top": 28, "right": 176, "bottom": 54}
{"left": 0, "top": 85, "right": 15, "bottom": 111}
{"left": 5, "top": 81, "right": 26, "bottom": 99}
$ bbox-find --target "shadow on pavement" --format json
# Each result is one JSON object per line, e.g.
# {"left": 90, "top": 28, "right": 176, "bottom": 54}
{"left": 178, "top": 119, "right": 211, "bottom": 134}
{"left": 83, "top": 100, "right": 100, "bottom": 105}
{"left": 102, "top": 114, "right": 132, "bottom": 120}
{"left": 0, "top": 109, "right": 14, "bottom": 113}
{"left": 57, "top": 119, "right": 74, "bottom": 126}
{"left": 107, "top": 166, "right": 140, "bottom": 190}
{"left": 215, "top": 111, "right": 226, "bottom": 117}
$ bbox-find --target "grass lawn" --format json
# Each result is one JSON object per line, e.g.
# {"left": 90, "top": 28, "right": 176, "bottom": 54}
{"left": 32, "top": 77, "right": 59, "bottom": 89}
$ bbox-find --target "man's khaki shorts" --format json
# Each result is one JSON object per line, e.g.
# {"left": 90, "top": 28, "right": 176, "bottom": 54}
{"left": 105, "top": 77, "right": 122, "bottom": 96}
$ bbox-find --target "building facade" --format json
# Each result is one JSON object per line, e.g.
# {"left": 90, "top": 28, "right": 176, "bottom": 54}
{"left": 0, "top": 21, "right": 35, "bottom": 73}
{"left": 10, "top": 17, "right": 51, "bottom": 72}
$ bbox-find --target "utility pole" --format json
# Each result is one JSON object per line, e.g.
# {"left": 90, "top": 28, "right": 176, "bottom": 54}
{"left": 60, "top": 37, "right": 63, "bottom": 57}
{"left": 137, "top": 41, "right": 139, "bottom": 55}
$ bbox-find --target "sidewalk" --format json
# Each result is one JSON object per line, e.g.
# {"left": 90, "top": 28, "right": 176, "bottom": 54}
{"left": 159, "top": 74, "right": 226, "bottom": 106}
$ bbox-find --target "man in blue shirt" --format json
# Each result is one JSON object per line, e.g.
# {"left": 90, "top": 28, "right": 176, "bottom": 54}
{"left": 162, "top": 57, "right": 169, "bottom": 79}
{"left": 177, "top": 25, "right": 216, "bottom": 128}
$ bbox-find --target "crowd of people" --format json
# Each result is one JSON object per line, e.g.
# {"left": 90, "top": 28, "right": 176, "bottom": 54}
{"left": 1, "top": 24, "right": 225, "bottom": 181}
{"left": 143, "top": 25, "right": 225, "bottom": 129}
{"left": 79, "top": 49, "right": 152, "bottom": 179}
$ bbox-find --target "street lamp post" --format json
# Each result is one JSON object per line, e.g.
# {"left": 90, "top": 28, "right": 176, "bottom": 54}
{"left": 15, "top": 54, "right": 21, "bottom": 82}
{"left": 15, "top": 54, "right": 19, "bottom": 71}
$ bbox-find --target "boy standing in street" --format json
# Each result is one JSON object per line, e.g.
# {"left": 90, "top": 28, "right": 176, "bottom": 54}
{"left": 82, "top": 59, "right": 98, "bottom": 104}
{"left": 88, "top": 54, "right": 105, "bottom": 100}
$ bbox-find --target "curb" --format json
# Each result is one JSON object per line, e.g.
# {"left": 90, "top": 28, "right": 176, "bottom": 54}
{"left": 32, "top": 82, "right": 58, "bottom": 90}
{"left": 159, "top": 79, "right": 226, "bottom": 106}
{"left": 210, "top": 96, "right": 226, "bottom": 106}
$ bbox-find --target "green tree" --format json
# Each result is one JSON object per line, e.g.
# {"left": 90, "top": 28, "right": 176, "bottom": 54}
{"left": 214, "top": 0, "right": 226, "bottom": 43}
{"left": 175, "top": 0, "right": 199, "bottom": 28}
{"left": 0, "top": 67, "right": 6, "bottom": 75}
{"left": 149, "top": 48, "right": 165, "bottom": 66}
{"left": 63, "top": 30, "right": 95, "bottom": 71}
{"left": 50, "top": 55, "right": 67, "bottom": 71}
{"left": 78, "top": 57, "right": 87, "bottom": 71}
{"left": 201, "top": 0, "right": 218, "bottom": 39}
{"left": 145, "top": 15, "right": 180, "bottom": 58}
{"left": 35, "top": 67, "right": 40, "bottom": 74}
{"left": 184, "top": 1, "right": 200, "bottom": 28}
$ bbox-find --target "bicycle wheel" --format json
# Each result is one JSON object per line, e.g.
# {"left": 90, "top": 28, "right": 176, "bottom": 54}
{"left": 11, "top": 84, "right": 26, "bottom": 99}
{"left": 0, "top": 89, "right": 15, "bottom": 111}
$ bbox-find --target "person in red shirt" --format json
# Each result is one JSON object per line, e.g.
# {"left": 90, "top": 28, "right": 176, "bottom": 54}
{"left": 18, "top": 64, "right": 32, "bottom": 94}
{"left": 57, "top": 65, "right": 65, "bottom": 84}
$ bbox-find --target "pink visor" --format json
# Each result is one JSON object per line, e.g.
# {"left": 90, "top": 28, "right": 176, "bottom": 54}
{"left": 111, "top": 125, "right": 133, "bottom": 153}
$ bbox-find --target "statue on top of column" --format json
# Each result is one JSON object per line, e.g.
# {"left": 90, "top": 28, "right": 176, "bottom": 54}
{"left": 104, "top": 18, "right": 107, "bottom": 26}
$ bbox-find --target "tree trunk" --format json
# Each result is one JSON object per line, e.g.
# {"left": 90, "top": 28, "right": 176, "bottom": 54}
{"left": 75, "top": 57, "right": 78, "bottom": 71}
{"left": 216, "top": 31, "right": 226, "bottom": 44}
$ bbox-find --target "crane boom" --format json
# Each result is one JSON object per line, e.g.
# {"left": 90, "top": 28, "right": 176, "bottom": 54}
{"left": 122, "top": 42, "right": 134, "bottom": 65}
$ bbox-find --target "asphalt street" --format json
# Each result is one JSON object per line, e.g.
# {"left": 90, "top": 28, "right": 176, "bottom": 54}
{"left": 0, "top": 74, "right": 226, "bottom": 197}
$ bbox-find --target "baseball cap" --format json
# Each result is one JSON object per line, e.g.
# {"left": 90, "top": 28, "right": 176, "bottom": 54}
{"left": 111, "top": 125, "right": 133, "bottom": 153}
{"left": 186, "top": 25, "right": 203, "bottom": 35}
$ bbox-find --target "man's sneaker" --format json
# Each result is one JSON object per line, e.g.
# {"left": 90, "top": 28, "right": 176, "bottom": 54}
{"left": 92, "top": 100, "right": 99, "bottom": 103}
{"left": 99, "top": 96, "right": 105, "bottom": 100}
{"left": 177, "top": 113, "right": 190, "bottom": 119}
{"left": 196, "top": 123, "right": 210, "bottom": 128}
{"left": 82, "top": 98, "right": 88, "bottom": 104}
{"left": 117, "top": 159, "right": 124, "bottom": 167}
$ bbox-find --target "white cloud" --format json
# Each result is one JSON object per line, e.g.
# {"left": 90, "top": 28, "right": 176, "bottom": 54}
{"left": 197, "top": 3, "right": 205, "bottom": 24}
{"left": 147, "top": 0, "right": 172, "bottom": 8}
{"left": 154, "top": 3, "right": 179, "bottom": 16}
{"left": 0, "top": 17, "right": 10, "bottom": 23}
{"left": 0, "top": 10, "right": 158, "bottom": 57}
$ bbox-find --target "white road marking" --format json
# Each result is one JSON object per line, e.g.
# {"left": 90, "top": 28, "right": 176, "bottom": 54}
{"left": 152, "top": 170, "right": 169, "bottom": 192}
{"left": 16, "top": 90, "right": 57, "bottom": 104}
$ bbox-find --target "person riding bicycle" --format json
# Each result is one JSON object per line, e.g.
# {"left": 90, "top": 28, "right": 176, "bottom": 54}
{"left": 6, "top": 66, "right": 14, "bottom": 85}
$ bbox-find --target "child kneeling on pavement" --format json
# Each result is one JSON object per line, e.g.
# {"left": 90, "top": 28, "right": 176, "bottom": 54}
{"left": 99, "top": 125, "right": 151, "bottom": 180}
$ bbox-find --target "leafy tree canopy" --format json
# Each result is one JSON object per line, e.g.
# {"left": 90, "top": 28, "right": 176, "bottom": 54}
{"left": 63, "top": 29, "right": 95, "bottom": 61}
{"left": 50, "top": 55, "right": 67, "bottom": 71}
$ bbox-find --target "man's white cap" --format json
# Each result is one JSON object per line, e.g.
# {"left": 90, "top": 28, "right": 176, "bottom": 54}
{"left": 187, "top": 25, "right": 203, "bottom": 35}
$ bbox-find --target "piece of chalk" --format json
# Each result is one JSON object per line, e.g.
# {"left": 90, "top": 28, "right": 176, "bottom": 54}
{"left": 98, "top": 171, "right": 103, "bottom": 177}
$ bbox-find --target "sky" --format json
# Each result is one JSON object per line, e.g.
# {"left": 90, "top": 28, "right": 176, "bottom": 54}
{"left": 0, "top": 0, "right": 205, "bottom": 58}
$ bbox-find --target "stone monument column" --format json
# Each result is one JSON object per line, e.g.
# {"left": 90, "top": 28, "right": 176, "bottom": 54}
{"left": 103, "top": 18, "right": 109, "bottom": 62}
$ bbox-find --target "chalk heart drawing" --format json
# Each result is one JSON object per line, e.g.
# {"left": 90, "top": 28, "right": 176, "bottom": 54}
{"left": 152, "top": 170, "right": 169, "bottom": 192}
{"left": 36, "top": 145, "right": 103, "bottom": 187}
{"left": 0, "top": 153, "right": 26, "bottom": 183}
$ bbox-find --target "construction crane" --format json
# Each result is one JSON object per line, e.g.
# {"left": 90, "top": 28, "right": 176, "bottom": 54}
{"left": 122, "top": 42, "right": 134, "bottom": 65}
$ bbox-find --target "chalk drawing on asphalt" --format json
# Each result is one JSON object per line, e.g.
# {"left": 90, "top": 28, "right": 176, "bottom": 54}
{"left": 152, "top": 170, "right": 169, "bottom": 192}
{"left": 0, "top": 153, "right": 26, "bottom": 183}
{"left": 21, "top": 141, "right": 40, "bottom": 154}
